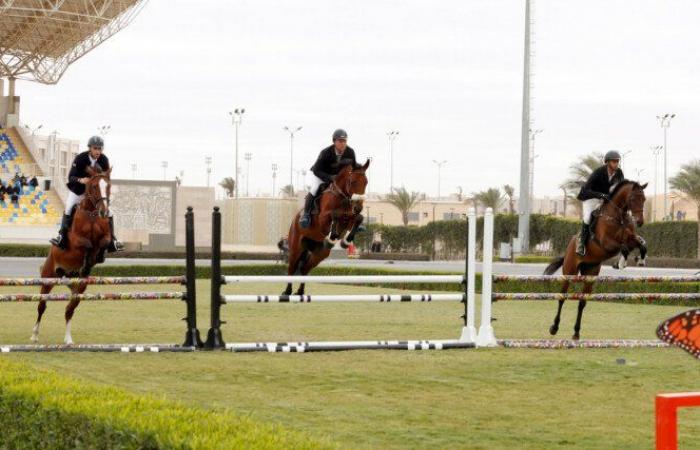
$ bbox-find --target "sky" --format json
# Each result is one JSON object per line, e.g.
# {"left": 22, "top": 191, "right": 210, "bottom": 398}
{"left": 12, "top": 0, "right": 700, "bottom": 199}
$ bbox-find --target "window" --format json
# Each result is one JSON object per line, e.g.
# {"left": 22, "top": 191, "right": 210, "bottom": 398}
{"left": 407, "top": 212, "right": 419, "bottom": 222}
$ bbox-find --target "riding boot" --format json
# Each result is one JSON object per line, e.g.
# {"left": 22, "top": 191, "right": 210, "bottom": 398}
{"left": 107, "top": 216, "right": 125, "bottom": 253}
{"left": 49, "top": 213, "right": 73, "bottom": 249}
{"left": 299, "top": 193, "right": 315, "bottom": 229}
{"left": 576, "top": 223, "right": 590, "bottom": 256}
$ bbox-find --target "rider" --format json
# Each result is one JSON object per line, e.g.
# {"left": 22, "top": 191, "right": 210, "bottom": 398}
{"left": 575, "top": 150, "right": 625, "bottom": 256}
{"left": 50, "top": 135, "right": 123, "bottom": 252}
{"left": 299, "top": 129, "right": 357, "bottom": 228}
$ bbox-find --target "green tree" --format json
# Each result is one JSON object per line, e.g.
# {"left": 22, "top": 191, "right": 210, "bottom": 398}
{"left": 669, "top": 160, "right": 700, "bottom": 258}
{"left": 503, "top": 184, "right": 515, "bottom": 214}
{"left": 219, "top": 177, "right": 235, "bottom": 198}
{"left": 472, "top": 187, "right": 504, "bottom": 211}
{"left": 280, "top": 184, "right": 296, "bottom": 198}
{"left": 562, "top": 152, "right": 603, "bottom": 216}
{"left": 385, "top": 187, "right": 421, "bottom": 226}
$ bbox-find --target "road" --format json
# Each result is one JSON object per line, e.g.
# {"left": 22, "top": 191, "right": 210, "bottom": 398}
{"left": 1, "top": 257, "right": 697, "bottom": 277}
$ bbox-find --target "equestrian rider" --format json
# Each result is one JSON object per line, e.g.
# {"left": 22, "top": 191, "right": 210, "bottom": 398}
{"left": 299, "top": 129, "right": 357, "bottom": 228}
{"left": 50, "top": 135, "right": 123, "bottom": 252}
{"left": 575, "top": 150, "right": 624, "bottom": 256}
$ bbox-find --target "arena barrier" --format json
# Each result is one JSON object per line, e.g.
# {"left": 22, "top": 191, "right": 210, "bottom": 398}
{"left": 0, "top": 207, "right": 203, "bottom": 351}
{"left": 473, "top": 207, "right": 691, "bottom": 348}
{"left": 204, "top": 206, "right": 479, "bottom": 350}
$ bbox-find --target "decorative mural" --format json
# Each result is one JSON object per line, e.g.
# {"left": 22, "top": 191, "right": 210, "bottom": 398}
{"left": 110, "top": 183, "right": 173, "bottom": 233}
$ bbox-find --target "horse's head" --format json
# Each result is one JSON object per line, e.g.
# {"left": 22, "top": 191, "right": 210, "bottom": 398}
{"left": 335, "top": 158, "right": 370, "bottom": 200}
{"left": 612, "top": 180, "right": 647, "bottom": 227}
{"left": 84, "top": 165, "right": 112, "bottom": 218}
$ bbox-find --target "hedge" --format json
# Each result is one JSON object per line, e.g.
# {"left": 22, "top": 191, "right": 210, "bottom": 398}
{"left": 0, "top": 359, "right": 327, "bottom": 450}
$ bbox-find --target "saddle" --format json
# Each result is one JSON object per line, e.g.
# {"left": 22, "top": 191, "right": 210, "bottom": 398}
{"left": 310, "top": 183, "right": 330, "bottom": 215}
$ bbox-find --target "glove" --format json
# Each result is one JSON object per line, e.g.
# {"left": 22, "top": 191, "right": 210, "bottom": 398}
{"left": 598, "top": 193, "right": 611, "bottom": 202}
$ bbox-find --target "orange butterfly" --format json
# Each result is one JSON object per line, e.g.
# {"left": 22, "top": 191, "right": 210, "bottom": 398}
{"left": 657, "top": 309, "right": 700, "bottom": 359}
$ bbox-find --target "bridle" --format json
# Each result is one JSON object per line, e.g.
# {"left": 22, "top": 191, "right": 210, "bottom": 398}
{"left": 600, "top": 184, "right": 643, "bottom": 226}
{"left": 82, "top": 175, "right": 111, "bottom": 218}
{"left": 328, "top": 169, "right": 367, "bottom": 204}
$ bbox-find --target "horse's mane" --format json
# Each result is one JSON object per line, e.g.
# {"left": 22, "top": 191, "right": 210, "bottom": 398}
{"left": 338, "top": 160, "right": 366, "bottom": 174}
{"left": 611, "top": 179, "right": 641, "bottom": 197}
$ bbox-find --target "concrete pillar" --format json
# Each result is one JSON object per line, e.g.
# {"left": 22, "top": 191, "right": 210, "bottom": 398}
{"left": 8, "top": 77, "right": 16, "bottom": 114}
{"left": 0, "top": 78, "right": 5, "bottom": 96}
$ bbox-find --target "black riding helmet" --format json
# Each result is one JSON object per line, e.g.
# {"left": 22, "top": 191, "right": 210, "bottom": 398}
{"left": 332, "top": 129, "right": 348, "bottom": 141}
{"left": 604, "top": 150, "right": 621, "bottom": 162}
{"left": 88, "top": 135, "right": 104, "bottom": 148}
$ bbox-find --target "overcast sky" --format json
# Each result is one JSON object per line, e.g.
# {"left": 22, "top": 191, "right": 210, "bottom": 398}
{"left": 14, "top": 0, "right": 700, "bottom": 199}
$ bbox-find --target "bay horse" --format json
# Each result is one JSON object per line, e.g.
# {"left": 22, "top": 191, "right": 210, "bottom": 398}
{"left": 544, "top": 180, "right": 647, "bottom": 339}
{"left": 32, "top": 166, "right": 113, "bottom": 344}
{"left": 282, "top": 159, "right": 370, "bottom": 296}
{"left": 611, "top": 222, "right": 648, "bottom": 270}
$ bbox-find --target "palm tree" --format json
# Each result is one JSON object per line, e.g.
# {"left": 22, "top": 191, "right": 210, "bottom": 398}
{"left": 503, "top": 184, "right": 515, "bottom": 214}
{"left": 385, "top": 187, "right": 420, "bottom": 226}
{"left": 669, "top": 160, "right": 700, "bottom": 258}
{"left": 559, "top": 183, "right": 569, "bottom": 217}
{"left": 280, "top": 184, "right": 296, "bottom": 198}
{"left": 219, "top": 177, "right": 235, "bottom": 198}
{"left": 562, "top": 152, "right": 603, "bottom": 216}
{"left": 472, "top": 187, "right": 504, "bottom": 211}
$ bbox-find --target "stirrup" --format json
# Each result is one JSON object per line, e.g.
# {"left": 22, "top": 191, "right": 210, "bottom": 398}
{"left": 107, "top": 239, "right": 124, "bottom": 253}
{"left": 50, "top": 234, "right": 67, "bottom": 249}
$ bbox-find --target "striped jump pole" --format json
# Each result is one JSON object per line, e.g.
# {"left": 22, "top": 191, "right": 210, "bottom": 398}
{"left": 226, "top": 340, "right": 475, "bottom": 353}
{"left": 221, "top": 293, "right": 465, "bottom": 303}
{"left": 493, "top": 274, "right": 700, "bottom": 283}
{"left": 0, "top": 292, "right": 184, "bottom": 302}
{"left": 0, "top": 276, "right": 187, "bottom": 286}
{"left": 0, "top": 344, "right": 195, "bottom": 353}
{"left": 492, "top": 293, "right": 700, "bottom": 302}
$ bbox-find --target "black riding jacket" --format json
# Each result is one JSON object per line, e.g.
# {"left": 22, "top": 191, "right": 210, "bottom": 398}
{"left": 66, "top": 151, "right": 110, "bottom": 195}
{"left": 310, "top": 145, "right": 357, "bottom": 183}
{"left": 577, "top": 165, "right": 625, "bottom": 201}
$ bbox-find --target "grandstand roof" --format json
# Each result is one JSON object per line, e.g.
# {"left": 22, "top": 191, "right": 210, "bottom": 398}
{"left": 0, "top": 0, "right": 146, "bottom": 84}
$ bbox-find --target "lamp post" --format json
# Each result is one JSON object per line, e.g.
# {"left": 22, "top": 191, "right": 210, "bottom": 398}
{"left": 271, "top": 163, "right": 278, "bottom": 197}
{"left": 97, "top": 125, "right": 111, "bottom": 137}
{"left": 205, "top": 156, "right": 212, "bottom": 187}
{"left": 387, "top": 131, "right": 399, "bottom": 192}
{"left": 529, "top": 129, "right": 542, "bottom": 206}
{"left": 432, "top": 160, "right": 447, "bottom": 198}
{"left": 161, "top": 161, "right": 168, "bottom": 180}
{"left": 244, "top": 152, "right": 252, "bottom": 197}
{"left": 24, "top": 124, "right": 43, "bottom": 137}
{"left": 283, "top": 126, "right": 302, "bottom": 187}
{"left": 229, "top": 108, "right": 245, "bottom": 198}
{"left": 621, "top": 149, "right": 632, "bottom": 169}
{"left": 651, "top": 145, "right": 662, "bottom": 222}
{"left": 657, "top": 113, "right": 675, "bottom": 219}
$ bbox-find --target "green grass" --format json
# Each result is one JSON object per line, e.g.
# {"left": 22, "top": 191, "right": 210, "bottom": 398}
{"left": 1, "top": 280, "right": 699, "bottom": 449}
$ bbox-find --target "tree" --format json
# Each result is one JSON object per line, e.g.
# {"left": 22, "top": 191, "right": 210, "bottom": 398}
{"left": 280, "top": 184, "right": 296, "bottom": 198}
{"left": 559, "top": 183, "right": 569, "bottom": 217}
{"left": 472, "top": 187, "right": 504, "bottom": 211}
{"left": 385, "top": 187, "right": 420, "bottom": 226}
{"left": 503, "top": 184, "right": 515, "bottom": 214}
{"left": 669, "top": 160, "right": 700, "bottom": 258}
{"left": 219, "top": 177, "right": 235, "bottom": 198}
{"left": 562, "top": 152, "right": 603, "bottom": 216}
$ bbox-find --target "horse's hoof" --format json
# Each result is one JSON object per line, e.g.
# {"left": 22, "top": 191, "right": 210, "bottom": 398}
{"left": 30, "top": 335, "right": 38, "bottom": 343}
{"left": 549, "top": 325, "right": 559, "bottom": 336}
{"left": 572, "top": 334, "right": 580, "bottom": 341}
{"left": 612, "top": 263, "right": 619, "bottom": 270}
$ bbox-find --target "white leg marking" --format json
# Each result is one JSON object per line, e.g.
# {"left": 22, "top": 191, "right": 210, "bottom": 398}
{"left": 64, "top": 320, "right": 73, "bottom": 345}
{"left": 30, "top": 322, "right": 40, "bottom": 342}
{"left": 618, "top": 254, "right": 627, "bottom": 270}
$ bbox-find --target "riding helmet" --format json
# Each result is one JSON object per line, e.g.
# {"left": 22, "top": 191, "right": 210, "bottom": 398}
{"left": 604, "top": 150, "right": 621, "bottom": 162}
{"left": 88, "top": 135, "right": 105, "bottom": 148}
{"left": 332, "top": 129, "right": 348, "bottom": 141}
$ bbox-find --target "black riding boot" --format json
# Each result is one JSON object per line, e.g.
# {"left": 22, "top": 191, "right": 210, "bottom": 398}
{"left": 299, "top": 193, "right": 315, "bottom": 229}
{"left": 576, "top": 223, "right": 590, "bottom": 256}
{"left": 50, "top": 213, "right": 73, "bottom": 249}
{"left": 107, "top": 216, "right": 124, "bottom": 253}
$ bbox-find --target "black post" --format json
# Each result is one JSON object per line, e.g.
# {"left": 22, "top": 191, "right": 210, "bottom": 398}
{"left": 183, "top": 206, "right": 203, "bottom": 347}
{"left": 205, "top": 206, "right": 225, "bottom": 349}
{"left": 462, "top": 213, "right": 469, "bottom": 326}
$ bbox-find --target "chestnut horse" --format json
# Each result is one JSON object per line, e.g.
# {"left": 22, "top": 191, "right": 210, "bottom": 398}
{"left": 544, "top": 180, "right": 647, "bottom": 339}
{"left": 32, "top": 166, "right": 113, "bottom": 344}
{"left": 283, "top": 159, "right": 370, "bottom": 296}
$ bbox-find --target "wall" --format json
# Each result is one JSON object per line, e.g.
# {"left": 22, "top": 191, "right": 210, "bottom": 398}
{"left": 175, "top": 186, "right": 215, "bottom": 248}
{"left": 219, "top": 197, "right": 300, "bottom": 251}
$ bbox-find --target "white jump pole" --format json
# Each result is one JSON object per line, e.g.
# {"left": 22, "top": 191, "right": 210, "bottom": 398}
{"left": 477, "top": 207, "right": 497, "bottom": 347}
{"left": 460, "top": 207, "right": 477, "bottom": 343}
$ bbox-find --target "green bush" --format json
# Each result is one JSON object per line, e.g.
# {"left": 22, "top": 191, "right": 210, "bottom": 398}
{"left": 638, "top": 221, "right": 699, "bottom": 259}
{"left": 0, "top": 359, "right": 327, "bottom": 449}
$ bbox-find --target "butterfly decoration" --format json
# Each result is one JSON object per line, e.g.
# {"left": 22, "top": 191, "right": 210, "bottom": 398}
{"left": 657, "top": 309, "right": 700, "bottom": 359}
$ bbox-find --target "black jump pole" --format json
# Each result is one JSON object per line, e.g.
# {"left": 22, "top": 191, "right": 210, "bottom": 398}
{"left": 183, "top": 206, "right": 203, "bottom": 347}
{"left": 204, "top": 206, "right": 225, "bottom": 349}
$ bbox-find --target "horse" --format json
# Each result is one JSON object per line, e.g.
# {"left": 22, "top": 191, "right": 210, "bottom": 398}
{"left": 544, "top": 180, "right": 648, "bottom": 339}
{"left": 282, "top": 159, "right": 370, "bottom": 296}
{"left": 611, "top": 222, "right": 648, "bottom": 270}
{"left": 32, "top": 166, "right": 113, "bottom": 344}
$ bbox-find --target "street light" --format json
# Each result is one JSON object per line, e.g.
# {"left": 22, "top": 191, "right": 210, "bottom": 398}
{"left": 229, "top": 108, "right": 245, "bottom": 198}
{"left": 657, "top": 113, "right": 676, "bottom": 219}
{"left": 621, "top": 149, "right": 632, "bottom": 169}
{"left": 244, "top": 152, "right": 252, "bottom": 197}
{"left": 24, "top": 123, "right": 43, "bottom": 137}
{"left": 97, "top": 125, "right": 111, "bottom": 137}
{"left": 205, "top": 156, "right": 212, "bottom": 187}
{"left": 635, "top": 168, "right": 645, "bottom": 180}
{"left": 271, "top": 163, "right": 278, "bottom": 197}
{"left": 161, "top": 161, "right": 168, "bottom": 181}
{"left": 283, "top": 126, "right": 303, "bottom": 187}
{"left": 387, "top": 131, "right": 399, "bottom": 192}
{"left": 529, "top": 129, "right": 542, "bottom": 207}
{"left": 651, "top": 145, "right": 662, "bottom": 221}
{"left": 432, "top": 159, "right": 447, "bottom": 198}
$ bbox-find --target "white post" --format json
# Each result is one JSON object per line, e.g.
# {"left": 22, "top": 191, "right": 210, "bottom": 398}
{"left": 460, "top": 207, "right": 478, "bottom": 342}
{"left": 477, "top": 207, "right": 497, "bottom": 347}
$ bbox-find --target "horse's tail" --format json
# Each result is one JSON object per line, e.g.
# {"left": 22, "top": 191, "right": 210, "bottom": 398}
{"left": 543, "top": 256, "right": 564, "bottom": 275}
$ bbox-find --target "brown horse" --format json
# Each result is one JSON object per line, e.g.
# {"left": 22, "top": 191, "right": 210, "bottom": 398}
{"left": 282, "top": 159, "right": 370, "bottom": 296}
{"left": 32, "top": 166, "right": 113, "bottom": 344}
{"left": 544, "top": 180, "right": 647, "bottom": 339}
{"left": 611, "top": 222, "right": 648, "bottom": 270}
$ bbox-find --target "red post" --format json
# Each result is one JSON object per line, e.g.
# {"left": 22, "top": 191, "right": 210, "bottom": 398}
{"left": 656, "top": 392, "right": 700, "bottom": 450}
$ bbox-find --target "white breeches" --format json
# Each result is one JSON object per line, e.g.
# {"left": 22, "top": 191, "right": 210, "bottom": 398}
{"left": 582, "top": 198, "right": 602, "bottom": 225}
{"left": 64, "top": 191, "right": 112, "bottom": 217}
{"left": 309, "top": 175, "right": 326, "bottom": 196}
